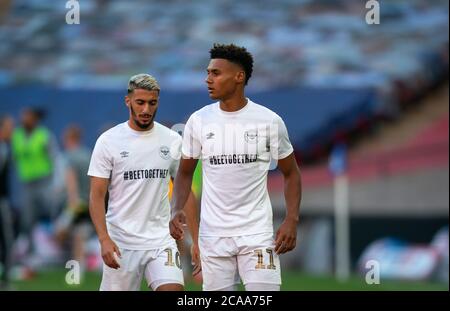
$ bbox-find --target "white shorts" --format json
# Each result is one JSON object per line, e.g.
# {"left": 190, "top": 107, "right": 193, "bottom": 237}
{"left": 100, "top": 241, "right": 184, "bottom": 291}
{"left": 199, "top": 233, "right": 281, "bottom": 291}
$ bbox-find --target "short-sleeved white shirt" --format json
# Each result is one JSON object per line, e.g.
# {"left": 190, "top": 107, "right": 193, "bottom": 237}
{"left": 88, "top": 121, "right": 181, "bottom": 250}
{"left": 182, "top": 99, "right": 293, "bottom": 237}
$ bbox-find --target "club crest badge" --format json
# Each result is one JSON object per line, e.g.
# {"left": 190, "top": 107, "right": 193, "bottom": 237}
{"left": 159, "top": 145, "right": 170, "bottom": 159}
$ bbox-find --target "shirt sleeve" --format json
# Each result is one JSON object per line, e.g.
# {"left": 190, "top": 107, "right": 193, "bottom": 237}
{"left": 181, "top": 113, "right": 202, "bottom": 159}
{"left": 270, "top": 115, "right": 294, "bottom": 160}
{"left": 169, "top": 134, "right": 182, "bottom": 178}
{"left": 87, "top": 135, "right": 112, "bottom": 178}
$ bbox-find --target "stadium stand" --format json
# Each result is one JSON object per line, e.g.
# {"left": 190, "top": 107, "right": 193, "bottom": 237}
{"left": 0, "top": 0, "right": 448, "bottom": 162}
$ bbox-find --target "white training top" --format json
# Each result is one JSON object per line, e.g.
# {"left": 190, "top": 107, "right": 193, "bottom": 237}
{"left": 182, "top": 98, "right": 294, "bottom": 237}
{"left": 88, "top": 121, "right": 181, "bottom": 250}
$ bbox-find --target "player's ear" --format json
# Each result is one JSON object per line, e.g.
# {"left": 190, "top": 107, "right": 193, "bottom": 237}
{"left": 236, "top": 71, "right": 245, "bottom": 84}
{"left": 125, "top": 95, "right": 131, "bottom": 108}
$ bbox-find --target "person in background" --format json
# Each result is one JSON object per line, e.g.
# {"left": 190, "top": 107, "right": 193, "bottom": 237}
{"left": 54, "top": 125, "right": 92, "bottom": 278}
{"left": 0, "top": 115, "right": 15, "bottom": 290}
{"left": 11, "top": 107, "right": 59, "bottom": 260}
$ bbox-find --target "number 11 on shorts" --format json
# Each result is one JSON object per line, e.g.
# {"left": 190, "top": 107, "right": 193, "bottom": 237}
{"left": 254, "top": 248, "right": 276, "bottom": 270}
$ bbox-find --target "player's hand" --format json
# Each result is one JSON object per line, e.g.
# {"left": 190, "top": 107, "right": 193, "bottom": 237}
{"left": 192, "top": 261, "right": 202, "bottom": 284}
{"left": 100, "top": 237, "right": 121, "bottom": 269}
{"left": 170, "top": 210, "right": 186, "bottom": 240}
{"left": 190, "top": 243, "right": 202, "bottom": 284}
{"left": 190, "top": 242, "right": 200, "bottom": 266}
{"left": 275, "top": 218, "right": 298, "bottom": 254}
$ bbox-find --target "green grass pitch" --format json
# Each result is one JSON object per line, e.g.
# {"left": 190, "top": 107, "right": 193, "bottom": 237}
{"left": 10, "top": 269, "right": 448, "bottom": 291}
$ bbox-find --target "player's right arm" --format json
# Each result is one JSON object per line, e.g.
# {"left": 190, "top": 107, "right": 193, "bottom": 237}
{"left": 170, "top": 113, "right": 201, "bottom": 240}
{"left": 89, "top": 176, "right": 121, "bottom": 269}
{"left": 170, "top": 157, "right": 198, "bottom": 240}
{"left": 184, "top": 191, "right": 200, "bottom": 265}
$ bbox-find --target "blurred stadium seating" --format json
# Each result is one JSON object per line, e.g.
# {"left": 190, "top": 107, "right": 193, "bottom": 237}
{"left": 0, "top": 0, "right": 447, "bottom": 89}
{"left": 0, "top": 0, "right": 448, "bottom": 162}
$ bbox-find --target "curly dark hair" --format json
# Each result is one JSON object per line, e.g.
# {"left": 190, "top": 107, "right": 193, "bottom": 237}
{"left": 209, "top": 43, "right": 254, "bottom": 85}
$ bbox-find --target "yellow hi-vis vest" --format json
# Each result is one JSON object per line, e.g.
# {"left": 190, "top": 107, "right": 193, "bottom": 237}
{"left": 12, "top": 127, "right": 53, "bottom": 182}
{"left": 168, "top": 161, "right": 202, "bottom": 201}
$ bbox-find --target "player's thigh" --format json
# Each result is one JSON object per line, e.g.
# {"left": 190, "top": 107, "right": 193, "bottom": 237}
{"left": 144, "top": 243, "right": 184, "bottom": 291}
{"left": 237, "top": 234, "right": 281, "bottom": 286}
{"left": 199, "top": 236, "right": 240, "bottom": 291}
{"left": 100, "top": 250, "right": 143, "bottom": 291}
{"left": 201, "top": 255, "right": 240, "bottom": 291}
{"left": 154, "top": 283, "right": 184, "bottom": 291}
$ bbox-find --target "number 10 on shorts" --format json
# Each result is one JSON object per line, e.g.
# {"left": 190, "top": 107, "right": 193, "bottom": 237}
{"left": 164, "top": 248, "right": 182, "bottom": 269}
{"left": 254, "top": 248, "right": 276, "bottom": 270}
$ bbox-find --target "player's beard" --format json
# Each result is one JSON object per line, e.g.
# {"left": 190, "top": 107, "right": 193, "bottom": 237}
{"left": 130, "top": 104, "right": 157, "bottom": 130}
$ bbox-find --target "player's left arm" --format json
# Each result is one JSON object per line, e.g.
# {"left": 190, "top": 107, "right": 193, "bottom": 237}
{"left": 275, "top": 152, "right": 302, "bottom": 254}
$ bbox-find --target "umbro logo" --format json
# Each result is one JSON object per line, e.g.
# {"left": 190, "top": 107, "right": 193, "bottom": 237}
{"left": 120, "top": 151, "right": 129, "bottom": 158}
{"left": 206, "top": 132, "right": 215, "bottom": 139}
